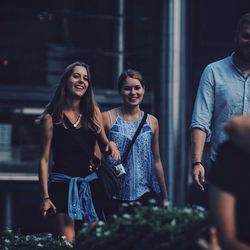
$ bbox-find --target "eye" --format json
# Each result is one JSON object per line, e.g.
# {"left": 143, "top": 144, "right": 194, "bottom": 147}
{"left": 72, "top": 73, "right": 80, "bottom": 79}
{"left": 83, "top": 76, "right": 89, "bottom": 81}
{"left": 134, "top": 85, "right": 142, "bottom": 90}
{"left": 123, "top": 87, "right": 132, "bottom": 91}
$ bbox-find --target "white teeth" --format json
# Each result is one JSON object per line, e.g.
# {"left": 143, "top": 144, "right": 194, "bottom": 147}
{"left": 75, "top": 84, "right": 84, "bottom": 89}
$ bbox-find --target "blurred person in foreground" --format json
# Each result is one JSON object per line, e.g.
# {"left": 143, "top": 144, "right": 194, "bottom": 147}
{"left": 198, "top": 115, "right": 250, "bottom": 250}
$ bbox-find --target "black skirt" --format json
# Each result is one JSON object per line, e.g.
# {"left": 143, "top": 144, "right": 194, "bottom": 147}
{"left": 49, "top": 178, "right": 105, "bottom": 221}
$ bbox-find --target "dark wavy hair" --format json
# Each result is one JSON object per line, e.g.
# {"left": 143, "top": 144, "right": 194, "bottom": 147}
{"left": 117, "top": 69, "right": 145, "bottom": 93}
{"left": 37, "top": 61, "right": 100, "bottom": 133}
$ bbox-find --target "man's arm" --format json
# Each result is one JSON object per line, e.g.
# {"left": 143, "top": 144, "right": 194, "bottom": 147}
{"left": 191, "top": 65, "right": 215, "bottom": 191}
{"left": 191, "top": 128, "right": 207, "bottom": 191}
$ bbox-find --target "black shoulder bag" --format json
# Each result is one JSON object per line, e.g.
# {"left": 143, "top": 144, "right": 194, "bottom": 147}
{"left": 63, "top": 112, "right": 147, "bottom": 200}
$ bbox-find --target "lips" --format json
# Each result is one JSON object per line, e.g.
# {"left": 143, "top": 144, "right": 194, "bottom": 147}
{"left": 75, "top": 83, "right": 85, "bottom": 89}
{"left": 128, "top": 96, "right": 139, "bottom": 101}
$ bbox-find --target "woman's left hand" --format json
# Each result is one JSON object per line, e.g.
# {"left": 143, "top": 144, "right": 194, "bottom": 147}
{"left": 107, "top": 141, "right": 120, "bottom": 161}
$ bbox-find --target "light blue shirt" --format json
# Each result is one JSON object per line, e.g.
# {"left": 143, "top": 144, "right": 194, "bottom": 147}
{"left": 106, "top": 112, "right": 160, "bottom": 201}
{"left": 191, "top": 54, "right": 250, "bottom": 161}
{"left": 49, "top": 172, "right": 98, "bottom": 223}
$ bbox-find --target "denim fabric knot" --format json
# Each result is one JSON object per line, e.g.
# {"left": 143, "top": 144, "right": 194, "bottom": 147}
{"left": 49, "top": 172, "right": 98, "bottom": 224}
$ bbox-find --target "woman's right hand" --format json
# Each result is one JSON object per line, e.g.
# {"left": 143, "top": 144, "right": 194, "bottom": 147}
{"left": 41, "top": 198, "right": 56, "bottom": 217}
{"left": 107, "top": 141, "right": 120, "bottom": 161}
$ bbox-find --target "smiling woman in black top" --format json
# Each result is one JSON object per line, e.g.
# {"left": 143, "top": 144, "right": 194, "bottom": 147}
{"left": 37, "top": 61, "right": 119, "bottom": 241}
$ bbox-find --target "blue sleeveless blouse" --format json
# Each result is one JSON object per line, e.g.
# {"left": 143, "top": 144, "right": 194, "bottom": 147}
{"left": 106, "top": 112, "right": 160, "bottom": 201}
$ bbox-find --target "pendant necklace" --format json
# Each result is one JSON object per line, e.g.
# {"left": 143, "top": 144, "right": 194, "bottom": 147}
{"left": 73, "top": 113, "right": 82, "bottom": 127}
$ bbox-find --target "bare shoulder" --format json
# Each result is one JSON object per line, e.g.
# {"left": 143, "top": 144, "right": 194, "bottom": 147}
{"left": 43, "top": 113, "right": 53, "bottom": 128}
{"left": 102, "top": 110, "right": 109, "bottom": 128}
{"left": 102, "top": 110, "right": 109, "bottom": 119}
{"left": 40, "top": 113, "right": 53, "bottom": 139}
{"left": 102, "top": 108, "right": 117, "bottom": 129}
{"left": 95, "top": 106, "right": 101, "bottom": 116}
{"left": 147, "top": 114, "right": 159, "bottom": 129}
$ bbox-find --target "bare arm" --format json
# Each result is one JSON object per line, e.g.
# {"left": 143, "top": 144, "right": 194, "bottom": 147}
{"left": 102, "top": 111, "right": 111, "bottom": 131}
{"left": 151, "top": 115, "right": 168, "bottom": 207}
{"left": 38, "top": 114, "right": 56, "bottom": 216}
{"left": 96, "top": 108, "right": 120, "bottom": 161}
{"left": 210, "top": 185, "right": 250, "bottom": 250}
{"left": 191, "top": 128, "right": 207, "bottom": 191}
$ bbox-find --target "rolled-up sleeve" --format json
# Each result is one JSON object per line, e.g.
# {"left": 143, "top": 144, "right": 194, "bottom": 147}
{"left": 191, "top": 65, "right": 214, "bottom": 141}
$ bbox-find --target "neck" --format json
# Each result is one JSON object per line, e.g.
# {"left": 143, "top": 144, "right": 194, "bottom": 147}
{"left": 233, "top": 53, "right": 250, "bottom": 71}
{"left": 64, "top": 99, "right": 81, "bottom": 112}
{"left": 120, "top": 105, "right": 142, "bottom": 121}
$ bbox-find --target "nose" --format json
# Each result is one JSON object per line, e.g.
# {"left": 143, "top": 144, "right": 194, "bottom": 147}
{"left": 78, "top": 77, "right": 84, "bottom": 83}
{"left": 130, "top": 87, "right": 136, "bottom": 94}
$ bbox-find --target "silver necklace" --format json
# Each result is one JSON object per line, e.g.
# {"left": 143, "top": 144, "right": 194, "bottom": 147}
{"left": 73, "top": 113, "right": 82, "bottom": 127}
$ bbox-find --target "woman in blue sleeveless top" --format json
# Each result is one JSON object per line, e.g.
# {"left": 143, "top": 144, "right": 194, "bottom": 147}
{"left": 37, "top": 62, "right": 119, "bottom": 241}
{"left": 102, "top": 69, "right": 168, "bottom": 214}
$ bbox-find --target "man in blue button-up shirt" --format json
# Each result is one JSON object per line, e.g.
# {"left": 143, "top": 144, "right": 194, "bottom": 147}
{"left": 191, "top": 13, "right": 250, "bottom": 191}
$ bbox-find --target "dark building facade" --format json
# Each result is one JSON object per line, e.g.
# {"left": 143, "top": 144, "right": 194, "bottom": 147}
{"left": 0, "top": 0, "right": 250, "bottom": 233}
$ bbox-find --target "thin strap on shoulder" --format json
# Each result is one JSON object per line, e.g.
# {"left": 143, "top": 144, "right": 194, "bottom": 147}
{"left": 107, "top": 110, "right": 118, "bottom": 127}
{"left": 107, "top": 111, "right": 113, "bottom": 127}
{"left": 147, "top": 114, "right": 152, "bottom": 126}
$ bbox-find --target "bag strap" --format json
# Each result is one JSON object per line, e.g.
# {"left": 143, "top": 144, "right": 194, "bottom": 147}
{"left": 121, "top": 112, "right": 147, "bottom": 164}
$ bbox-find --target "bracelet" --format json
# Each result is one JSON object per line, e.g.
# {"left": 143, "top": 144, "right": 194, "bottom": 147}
{"left": 192, "top": 161, "right": 203, "bottom": 167}
{"left": 43, "top": 197, "right": 50, "bottom": 200}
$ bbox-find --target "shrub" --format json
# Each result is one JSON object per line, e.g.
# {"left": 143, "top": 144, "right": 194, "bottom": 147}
{"left": 75, "top": 204, "right": 208, "bottom": 250}
{"left": 0, "top": 229, "right": 73, "bottom": 250}
{"left": 0, "top": 205, "right": 208, "bottom": 250}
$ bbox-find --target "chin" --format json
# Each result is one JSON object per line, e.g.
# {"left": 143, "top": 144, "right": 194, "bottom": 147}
{"left": 72, "top": 93, "right": 84, "bottom": 99}
{"left": 127, "top": 102, "right": 141, "bottom": 108}
{"left": 237, "top": 50, "right": 250, "bottom": 62}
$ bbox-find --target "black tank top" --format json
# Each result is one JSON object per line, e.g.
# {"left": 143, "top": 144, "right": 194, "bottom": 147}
{"left": 51, "top": 121, "right": 97, "bottom": 177}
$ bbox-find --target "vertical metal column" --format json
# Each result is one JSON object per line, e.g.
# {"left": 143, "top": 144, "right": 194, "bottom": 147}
{"left": 113, "top": 0, "right": 125, "bottom": 86}
{"left": 118, "top": 0, "right": 125, "bottom": 76}
{"left": 162, "top": 0, "right": 187, "bottom": 206}
{"left": 3, "top": 191, "right": 13, "bottom": 229}
{"left": 167, "top": 0, "right": 187, "bottom": 205}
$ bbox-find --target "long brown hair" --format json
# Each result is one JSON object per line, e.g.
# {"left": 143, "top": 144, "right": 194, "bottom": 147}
{"left": 37, "top": 61, "right": 100, "bottom": 133}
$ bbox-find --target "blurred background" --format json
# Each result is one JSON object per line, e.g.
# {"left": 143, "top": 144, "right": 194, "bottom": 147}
{"left": 0, "top": 0, "right": 249, "bottom": 234}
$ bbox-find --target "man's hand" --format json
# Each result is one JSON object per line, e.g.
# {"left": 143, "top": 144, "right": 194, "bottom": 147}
{"left": 192, "top": 163, "right": 205, "bottom": 191}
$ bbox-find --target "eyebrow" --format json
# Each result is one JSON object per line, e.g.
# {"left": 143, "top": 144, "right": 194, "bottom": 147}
{"left": 123, "top": 84, "right": 141, "bottom": 87}
{"left": 72, "top": 72, "right": 88, "bottom": 77}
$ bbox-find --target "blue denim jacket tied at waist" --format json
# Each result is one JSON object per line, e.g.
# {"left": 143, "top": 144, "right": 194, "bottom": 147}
{"left": 49, "top": 172, "right": 98, "bottom": 223}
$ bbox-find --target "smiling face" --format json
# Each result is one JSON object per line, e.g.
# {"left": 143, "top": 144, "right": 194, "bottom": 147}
{"left": 120, "top": 77, "right": 145, "bottom": 107}
{"left": 66, "top": 65, "right": 89, "bottom": 98}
